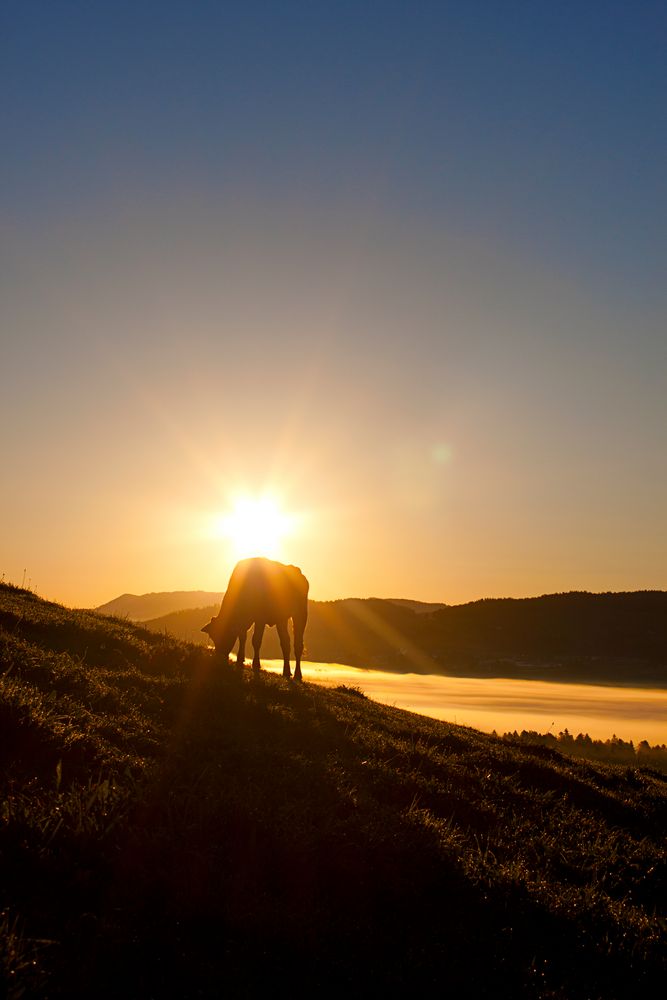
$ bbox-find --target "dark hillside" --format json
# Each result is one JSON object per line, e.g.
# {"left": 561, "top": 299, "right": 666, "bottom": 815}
{"left": 1, "top": 584, "right": 665, "bottom": 998}
{"left": 429, "top": 591, "right": 667, "bottom": 661}
{"left": 140, "top": 590, "right": 667, "bottom": 686}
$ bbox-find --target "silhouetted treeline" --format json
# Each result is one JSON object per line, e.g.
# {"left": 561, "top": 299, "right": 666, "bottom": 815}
{"left": 429, "top": 591, "right": 667, "bottom": 661}
{"left": 142, "top": 590, "right": 667, "bottom": 686}
{"left": 503, "top": 729, "right": 667, "bottom": 774}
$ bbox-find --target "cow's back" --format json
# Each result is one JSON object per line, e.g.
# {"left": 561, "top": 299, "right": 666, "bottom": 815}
{"left": 221, "top": 558, "right": 308, "bottom": 627}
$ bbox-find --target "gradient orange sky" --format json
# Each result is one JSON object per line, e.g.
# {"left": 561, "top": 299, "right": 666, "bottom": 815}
{"left": 2, "top": 4, "right": 666, "bottom": 608}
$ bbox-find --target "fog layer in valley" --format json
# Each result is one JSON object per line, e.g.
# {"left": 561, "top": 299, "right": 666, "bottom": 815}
{"left": 264, "top": 661, "right": 667, "bottom": 744}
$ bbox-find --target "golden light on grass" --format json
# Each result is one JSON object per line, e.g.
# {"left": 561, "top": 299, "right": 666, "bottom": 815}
{"left": 213, "top": 493, "right": 296, "bottom": 561}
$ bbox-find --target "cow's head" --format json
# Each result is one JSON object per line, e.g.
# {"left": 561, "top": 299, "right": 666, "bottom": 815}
{"left": 201, "top": 617, "right": 235, "bottom": 657}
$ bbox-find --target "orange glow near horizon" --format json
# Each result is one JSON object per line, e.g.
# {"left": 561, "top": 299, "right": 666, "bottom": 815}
{"left": 3, "top": 207, "right": 666, "bottom": 612}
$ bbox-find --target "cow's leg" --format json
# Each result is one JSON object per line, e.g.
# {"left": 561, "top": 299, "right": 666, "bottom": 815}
{"left": 276, "top": 620, "right": 291, "bottom": 679}
{"left": 252, "top": 622, "right": 265, "bottom": 672}
{"left": 293, "top": 612, "right": 306, "bottom": 682}
{"left": 236, "top": 629, "right": 247, "bottom": 667}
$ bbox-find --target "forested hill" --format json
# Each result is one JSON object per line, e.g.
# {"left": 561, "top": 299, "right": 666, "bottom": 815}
{"left": 140, "top": 590, "right": 667, "bottom": 687}
{"left": 1, "top": 583, "right": 666, "bottom": 997}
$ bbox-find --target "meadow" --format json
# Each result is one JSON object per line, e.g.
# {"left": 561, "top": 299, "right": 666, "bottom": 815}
{"left": 1, "top": 582, "right": 666, "bottom": 998}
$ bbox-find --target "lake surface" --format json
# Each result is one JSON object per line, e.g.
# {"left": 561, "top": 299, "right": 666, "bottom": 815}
{"left": 263, "top": 660, "right": 667, "bottom": 745}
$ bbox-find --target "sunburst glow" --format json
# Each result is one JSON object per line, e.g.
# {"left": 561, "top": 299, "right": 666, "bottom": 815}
{"left": 216, "top": 495, "right": 295, "bottom": 561}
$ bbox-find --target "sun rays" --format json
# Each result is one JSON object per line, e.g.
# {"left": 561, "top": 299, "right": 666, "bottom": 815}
{"left": 212, "top": 493, "right": 297, "bottom": 561}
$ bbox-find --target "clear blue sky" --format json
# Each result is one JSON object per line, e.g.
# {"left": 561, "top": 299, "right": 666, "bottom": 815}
{"left": 2, "top": 1, "right": 666, "bottom": 605}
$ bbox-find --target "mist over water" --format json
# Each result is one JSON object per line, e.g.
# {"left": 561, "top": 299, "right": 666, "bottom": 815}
{"left": 264, "top": 661, "right": 667, "bottom": 745}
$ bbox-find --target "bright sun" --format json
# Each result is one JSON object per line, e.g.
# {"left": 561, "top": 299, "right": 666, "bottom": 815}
{"left": 216, "top": 495, "right": 295, "bottom": 561}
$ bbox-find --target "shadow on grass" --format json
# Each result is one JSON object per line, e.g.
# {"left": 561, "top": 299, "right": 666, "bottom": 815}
{"left": 44, "top": 667, "right": 663, "bottom": 998}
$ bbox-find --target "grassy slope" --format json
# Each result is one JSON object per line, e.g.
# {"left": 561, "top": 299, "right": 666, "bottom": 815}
{"left": 1, "top": 584, "right": 665, "bottom": 999}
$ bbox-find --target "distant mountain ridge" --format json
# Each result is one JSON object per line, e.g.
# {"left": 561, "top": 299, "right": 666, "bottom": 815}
{"left": 96, "top": 591, "right": 224, "bottom": 621}
{"left": 95, "top": 591, "right": 444, "bottom": 622}
{"left": 381, "top": 598, "right": 448, "bottom": 613}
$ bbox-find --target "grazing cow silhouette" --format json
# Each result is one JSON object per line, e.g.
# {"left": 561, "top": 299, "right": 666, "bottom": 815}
{"left": 201, "top": 557, "right": 309, "bottom": 680}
